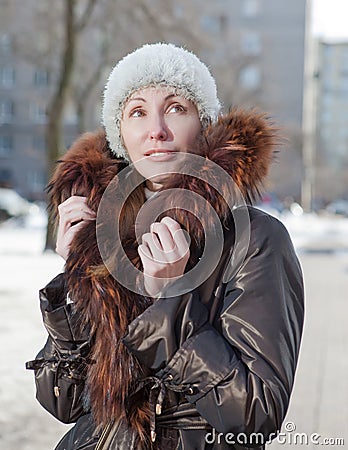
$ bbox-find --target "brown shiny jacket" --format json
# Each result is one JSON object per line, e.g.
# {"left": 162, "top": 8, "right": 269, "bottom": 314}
{"left": 27, "top": 109, "right": 304, "bottom": 449}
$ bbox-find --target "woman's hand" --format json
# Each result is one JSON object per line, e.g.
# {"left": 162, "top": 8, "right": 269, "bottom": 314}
{"left": 138, "top": 216, "right": 190, "bottom": 297}
{"left": 56, "top": 196, "right": 96, "bottom": 261}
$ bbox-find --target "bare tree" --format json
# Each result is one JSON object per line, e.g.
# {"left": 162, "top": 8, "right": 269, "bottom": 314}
{"left": 44, "top": 0, "right": 99, "bottom": 250}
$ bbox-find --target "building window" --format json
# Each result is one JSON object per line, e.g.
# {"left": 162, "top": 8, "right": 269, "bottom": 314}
{"left": 241, "top": 31, "right": 261, "bottom": 56}
{"left": 0, "top": 168, "right": 12, "bottom": 186}
{"left": 0, "top": 100, "right": 14, "bottom": 123}
{"left": 0, "top": 135, "right": 13, "bottom": 157}
{"left": 31, "top": 103, "right": 48, "bottom": 124}
{"left": 0, "top": 34, "right": 12, "bottom": 53}
{"left": 34, "top": 69, "right": 49, "bottom": 87}
{"left": 242, "top": 0, "right": 261, "bottom": 18}
{"left": 0, "top": 67, "right": 15, "bottom": 87}
{"left": 239, "top": 64, "right": 261, "bottom": 90}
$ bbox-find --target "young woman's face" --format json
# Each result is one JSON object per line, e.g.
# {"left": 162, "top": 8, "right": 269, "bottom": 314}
{"left": 120, "top": 87, "right": 202, "bottom": 190}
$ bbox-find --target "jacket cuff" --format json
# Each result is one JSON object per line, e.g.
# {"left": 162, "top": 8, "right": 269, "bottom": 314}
{"left": 42, "top": 303, "right": 89, "bottom": 350}
{"left": 39, "top": 273, "right": 68, "bottom": 312}
{"left": 39, "top": 274, "right": 89, "bottom": 351}
{"left": 158, "top": 324, "right": 239, "bottom": 403}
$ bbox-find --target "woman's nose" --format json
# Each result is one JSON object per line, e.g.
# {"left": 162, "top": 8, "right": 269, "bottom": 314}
{"left": 149, "top": 118, "right": 168, "bottom": 141}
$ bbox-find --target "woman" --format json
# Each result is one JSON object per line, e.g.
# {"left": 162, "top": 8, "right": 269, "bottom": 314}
{"left": 26, "top": 43, "right": 304, "bottom": 449}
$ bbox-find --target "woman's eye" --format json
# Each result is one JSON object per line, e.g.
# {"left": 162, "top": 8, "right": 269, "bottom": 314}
{"left": 168, "top": 104, "right": 186, "bottom": 114}
{"left": 130, "top": 109, "right": 145, "bottom": 118}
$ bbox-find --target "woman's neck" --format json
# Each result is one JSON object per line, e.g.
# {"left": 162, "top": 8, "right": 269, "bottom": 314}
{"left": 145, "top": 180, "right": 162, "bottom": 192}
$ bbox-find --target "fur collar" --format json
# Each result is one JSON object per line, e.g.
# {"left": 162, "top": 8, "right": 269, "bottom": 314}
{"left": 47, "top": 108, "right": 278, "bottom": 444}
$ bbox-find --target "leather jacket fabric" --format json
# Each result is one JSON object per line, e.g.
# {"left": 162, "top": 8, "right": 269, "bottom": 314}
{"left": 26, "top": 109, "right": 305, "bottom": 449}
{"left": 27, "top": 208, "right": 304, "bottom": 449}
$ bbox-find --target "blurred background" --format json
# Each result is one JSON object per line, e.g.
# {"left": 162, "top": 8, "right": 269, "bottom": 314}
{"left": 0, "top": 0, "right": 347, "bottom": 448}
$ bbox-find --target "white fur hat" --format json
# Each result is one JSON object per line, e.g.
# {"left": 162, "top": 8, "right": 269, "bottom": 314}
{"left": 102, "top": 43, "right": 221, "bottom": 158}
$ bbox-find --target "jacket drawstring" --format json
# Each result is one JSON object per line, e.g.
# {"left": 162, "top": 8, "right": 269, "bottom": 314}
{"left": 131, "top": 375, "right": 187, "bottom": 443}
{"left": 26, "top": 349, "right": 93, "bottom": 398}
{"left": 53, "top": 359, "right": 64, "bottom": 397}
{"left": 148, "top": 377, "right": 166, "bottom": 442}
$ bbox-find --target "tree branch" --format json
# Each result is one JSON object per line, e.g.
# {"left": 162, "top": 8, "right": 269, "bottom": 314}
{"left": 75, "top": 0, "right": 98, "bottom": 32}
{"left": 79, "top": 42, "right": 109, "bottom": 102}
{"left": 134, "top": 0, "right": 208, "bottom": 51}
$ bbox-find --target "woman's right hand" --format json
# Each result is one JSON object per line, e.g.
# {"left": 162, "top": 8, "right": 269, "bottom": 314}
{"left": 56, "top": 196, "right": 96, "bottom": 261}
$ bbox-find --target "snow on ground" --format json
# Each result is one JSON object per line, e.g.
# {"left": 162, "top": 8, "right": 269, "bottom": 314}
{"left": 0, "top": 221, "right": 70, "bottom": 450}
{"left": 281, "top": 212, "right": 348, "bottom": 253}
{"left": 0, "top": 210, "right": 347, "bottom": 449}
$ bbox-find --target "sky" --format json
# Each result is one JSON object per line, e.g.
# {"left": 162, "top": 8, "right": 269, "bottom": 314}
{"left": 312, "top": 0, "right": 348, "bottom": 39}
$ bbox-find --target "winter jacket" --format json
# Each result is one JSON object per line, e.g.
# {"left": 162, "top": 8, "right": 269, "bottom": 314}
{"left": 26, "top": 109, "right": 304, "bottom": 449}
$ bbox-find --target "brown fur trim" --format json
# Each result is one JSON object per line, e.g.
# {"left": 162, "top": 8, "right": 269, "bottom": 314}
{"left": 46, "top": 129, "right": 126, "bottom": 225}
{"left": 47, "top": 129, "right": 153, "bottom": 444}
{"left": 202, "top": 107, "right": 278, "bottom": 202}
{"left": 46, "top": 109, "right": 279, "bottom": 444}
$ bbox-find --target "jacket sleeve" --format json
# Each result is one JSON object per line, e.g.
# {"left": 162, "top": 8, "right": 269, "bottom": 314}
{"left": 26, "top": 273, "right": 91, "bottom": 424}
{"left": 122, "top": 214, "right": 304, "bottom": 441}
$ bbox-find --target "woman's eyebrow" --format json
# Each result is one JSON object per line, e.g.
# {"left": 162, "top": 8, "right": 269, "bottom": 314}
{"left": 127, "top": 97, "right": 146, "bottom": 103}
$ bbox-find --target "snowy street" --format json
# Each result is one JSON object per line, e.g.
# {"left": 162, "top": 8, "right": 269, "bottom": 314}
{"left": 0, "top": 213, "right": 347, "bottom": 449}
{"left": 0, "top": 226, "right": 69, "bottom": 450}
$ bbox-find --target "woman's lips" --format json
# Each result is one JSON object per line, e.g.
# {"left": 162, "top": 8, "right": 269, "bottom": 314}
{"left": 144, "top": 149, "right": 178, "bottom": 161}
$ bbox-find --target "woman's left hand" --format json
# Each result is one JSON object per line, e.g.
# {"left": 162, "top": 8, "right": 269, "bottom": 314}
{"left": 138, "top": 216, "right": 190, "bottom": 297}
